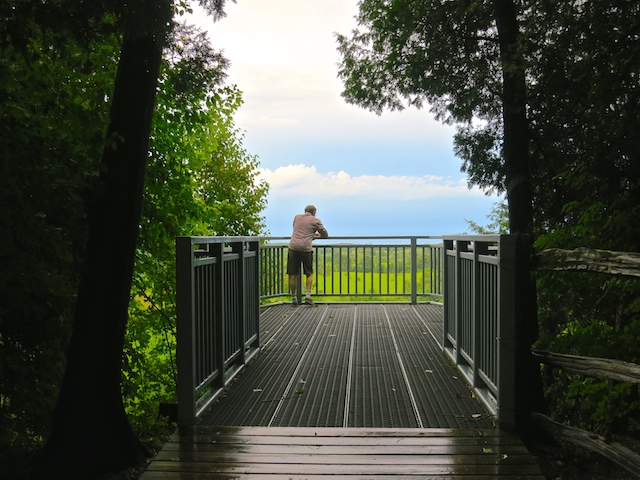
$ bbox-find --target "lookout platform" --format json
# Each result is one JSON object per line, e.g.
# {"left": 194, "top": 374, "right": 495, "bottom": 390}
{"left": 140, "top": 303, "right": 544, "bottom": 479}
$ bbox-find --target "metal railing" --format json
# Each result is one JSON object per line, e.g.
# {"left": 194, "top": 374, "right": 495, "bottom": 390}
{"left": 443, "top": 235, "right": 517, "bottom": 429}
{"left": 176, "top": 234, "right": 521, "bottom": 428}
{"left": 176, "top": 237, "right": 261, "bottom": 424}
{"left": 260, "top": 236, "right": 443, "bottom": 303}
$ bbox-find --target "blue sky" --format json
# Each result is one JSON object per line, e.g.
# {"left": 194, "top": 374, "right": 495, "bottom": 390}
{"left": 192, "top": 0, "right": 502, "bottom": 236}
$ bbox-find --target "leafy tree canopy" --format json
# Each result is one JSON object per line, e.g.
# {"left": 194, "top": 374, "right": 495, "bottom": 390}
{"left": 338, "top": 0, "right": 640, "bottom": 243}
{"left": 0, "top": 1, "right": 266, "bottom": 477}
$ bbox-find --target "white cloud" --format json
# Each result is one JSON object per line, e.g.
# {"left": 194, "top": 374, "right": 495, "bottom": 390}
{"left": 193, "top": 1, "right": 454, "bottom": 144}
{"left": 189, "top": 2, "right": 501, "bottom": 236}
{"left": 259, "top": 164, "right": 486, "bottom": 201}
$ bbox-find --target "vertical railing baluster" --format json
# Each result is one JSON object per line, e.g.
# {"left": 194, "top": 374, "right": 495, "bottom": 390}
{"left": 410, "top": 237, "right": 417, "bottom": 304}
{"left": 378, "top": 246, "right": 382, "bottom": 295}
{"left": 233, "top": 242, "right": 246, "bottom": 365}
{"left": 212, "top": 242, "right": 224, "bottom": 392}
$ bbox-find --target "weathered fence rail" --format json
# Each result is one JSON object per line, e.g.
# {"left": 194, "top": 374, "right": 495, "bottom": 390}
{"left": 532, "top": 412, "right": 640, "bottom": 477}
{"left": 535, "top": 247, "right": 640, "bottom": 278}
{"left": 532, "top": 350, "right": 640, "bottom": 384}
{"left": 532, "top": 246, "right": 640, "bottom": 478}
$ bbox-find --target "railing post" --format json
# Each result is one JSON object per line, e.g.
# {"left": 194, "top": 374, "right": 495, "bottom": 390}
{"left": 497, "top": 235, "right": 517, "bottom": 430}
{"left": 442, "top": 239, "right": 454, "bottom": 349}
{"left": 454, "top": 240, "right": 468, "bottom": 365}
{"left": 212, "top": 242, "right": 225, "bottom": 390}
{"left": 176, "top": 237, "right": 196, "bottom": 425}
{"left": 232, "top": 241, "right": 246, "bottom": 363}
{"left": 471, "top": 240, "right": 480, "bottom": 389}
{"left": 410, "top": 237, "right": 418, "bottom": 304}
{"left": 250, "top": 240, "right": 261, "bottom": 348}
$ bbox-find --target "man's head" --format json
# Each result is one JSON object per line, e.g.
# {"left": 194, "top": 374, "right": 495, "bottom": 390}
{"left": 304, "top": 205, "right": 317, "bottom": 215}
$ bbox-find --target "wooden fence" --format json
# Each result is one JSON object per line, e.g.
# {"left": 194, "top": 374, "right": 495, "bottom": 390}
{"left": 532, "top": 247, "right": 640, "bottom": 478}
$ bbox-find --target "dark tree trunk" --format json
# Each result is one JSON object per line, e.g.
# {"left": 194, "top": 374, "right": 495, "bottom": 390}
{"left": 493, "top": 0, "right": 532, "bottom": 235}
{"left": 493, "top": 0, "right": 546, "bottom": 438}
{"left": 33, "top": 32, "right": 163, "bottom": 479}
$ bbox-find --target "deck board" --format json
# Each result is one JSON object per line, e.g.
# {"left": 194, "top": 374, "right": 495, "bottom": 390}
{"left": 141, "top": 303, "right": 545, "bottom": 479}
{"left": 197, "top": 303, "right": 490, "bottom": 429}
{"left": 141, "top": 426, "right": 545, "bottom": 479}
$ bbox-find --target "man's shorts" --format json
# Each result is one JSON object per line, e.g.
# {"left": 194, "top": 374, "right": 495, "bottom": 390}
{"left": 287, "top": 249, "right": 313, "bottom": 276}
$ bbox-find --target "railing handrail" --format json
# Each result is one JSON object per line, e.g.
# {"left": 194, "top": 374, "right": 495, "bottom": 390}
{"left": 262, "top": 235, "right": 444, "bottom": 241}
{"left": 183, "top": 235, "right": 445, "bottom": 242}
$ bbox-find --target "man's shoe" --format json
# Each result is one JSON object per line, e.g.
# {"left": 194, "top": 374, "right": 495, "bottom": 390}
{"left": 292, "top": 297, "right": 299, "bottom": 306}
{"left": 304, "top": 297, "right": 314, "bottom": 306}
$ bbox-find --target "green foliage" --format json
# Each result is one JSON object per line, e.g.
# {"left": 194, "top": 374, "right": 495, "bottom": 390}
{"left": 545, "top": 371, "right": 640, "bottom": 436}
{"left": 536, "top": 273, "right": 640, "bottom": 436}
{"left": 526, "top": 1, "right": 640, "bottom": 249}
{"left": 336, "top": 0, "right": 506, "bottom": 197}
{"left": 314, "top": 271, "right": 426, "bottom": 296}
{"left": 465, "top": 200, "right": 508, "bottom": 234}
{"left": 0, "top": 19, "right": 119, "bottom": 452}
{"left": 337, "top": 0, "right": 499, "bottom": 121}
{"left": 122, "top": 23, "right": 268, "bottom": 432}
{"left": 0, "top": 4, "right": 266, "bottom": 469}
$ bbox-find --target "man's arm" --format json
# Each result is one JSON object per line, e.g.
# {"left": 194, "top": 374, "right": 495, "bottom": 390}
{"left": 314, "top": 220, "right": 328, "bottom": 238}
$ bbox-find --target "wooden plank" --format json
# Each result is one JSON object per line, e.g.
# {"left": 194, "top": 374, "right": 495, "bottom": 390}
{"left": 161, "top": 442, "right": 532, "bottom": 455}
{"left": 144, "top": 460, "right": 544, "bottom": 475}
{"left": 170, "top": 434, "right": 524, "bottom": 448}
{"left": 141, "top": 427, "right": 545, "bottom": 479}
{"left": 141, "top": 474, "right": 544, "bottom": 480}
{"left": 172, "top": 425, "right": 509, "bottom": 439}
{"left": 153, "top": 451, "right": 539, "bottom": 465}
{"left": 167, "top": 428, "right": 529, "bottom": 452}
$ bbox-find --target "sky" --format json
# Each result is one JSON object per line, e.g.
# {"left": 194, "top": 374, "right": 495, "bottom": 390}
{"left": 190, "top": 0, "right": 502, "bottom": 237}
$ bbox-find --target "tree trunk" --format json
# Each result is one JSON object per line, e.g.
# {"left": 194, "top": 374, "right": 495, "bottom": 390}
{"left": 493, "top": 0, "right": 546, "bottom": 438}
{"left": 33, "top": 32, "right": 163, "bottom": 479}
{"left": 493, "top": 0, "right": 532, "bottom": 235}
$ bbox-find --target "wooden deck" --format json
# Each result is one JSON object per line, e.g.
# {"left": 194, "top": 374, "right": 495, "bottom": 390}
{"left": 141, "top": 303, "right": 545, "bottom": 479}
{"left": 141, "top": 426, "right": 545, "bottom": 479}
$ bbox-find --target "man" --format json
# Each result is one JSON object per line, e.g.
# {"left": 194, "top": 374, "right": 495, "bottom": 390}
{"left": 288, "top": 205, "right": 328, "bottom": 305}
